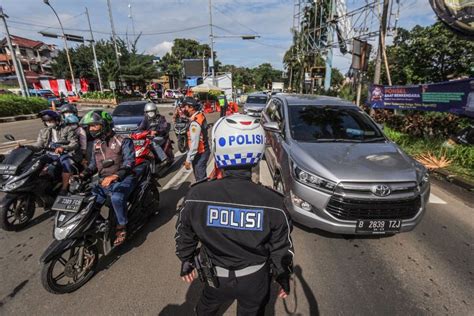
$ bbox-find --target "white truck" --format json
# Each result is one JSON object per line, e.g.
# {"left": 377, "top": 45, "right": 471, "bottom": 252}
{"left": 271, "top": 82, "right": 284, "bottom": 93}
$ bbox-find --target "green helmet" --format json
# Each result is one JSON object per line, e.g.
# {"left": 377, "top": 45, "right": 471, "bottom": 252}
{"left": 81, "top": 110, "right": 114, "bottom": 139}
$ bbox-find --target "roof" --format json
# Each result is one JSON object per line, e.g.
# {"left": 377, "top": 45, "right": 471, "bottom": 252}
{"left": 275, "top": 93, "right": 357, "bottom": 108}
{"left": 1, "top": 35, "right": 46, "bottom": 49}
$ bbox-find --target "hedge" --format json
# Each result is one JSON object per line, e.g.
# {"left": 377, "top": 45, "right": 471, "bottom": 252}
{"left": 0, "top": 95, "right": 49, "bottom": 117}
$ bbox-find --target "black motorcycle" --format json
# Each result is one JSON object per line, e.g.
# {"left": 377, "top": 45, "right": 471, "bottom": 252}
{"left": 40, "top": 160, "right": 160, "bottom": 294}
{"left": 174, "top": 117, "right": 189, "bottom": 153}
{"left": 0, "top": 134, "right": 70, "bottom": 231}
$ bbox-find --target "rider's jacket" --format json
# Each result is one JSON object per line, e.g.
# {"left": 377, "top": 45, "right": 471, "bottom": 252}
{"left": 88, "top": 133, "right": 135, "bottom": 180}
{"left": 175, "top": 169, "right": 294, "bottom": 277}
{"left": 27, "top": 125, "right": 80, "bottom": 161}
{"left": 138, "top": 115, "right": 168, "bottom": 134}
{"left": 186, "top": 111, "right": 209, "bottom": 163}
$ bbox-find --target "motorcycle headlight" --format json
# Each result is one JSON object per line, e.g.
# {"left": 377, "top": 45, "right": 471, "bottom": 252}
{"left": 54, "top": 207, "right": 90, "bottom": 240}
{"left": 291, "top": 161, "right": 336, "bottom": 193}
{"left": 3, "top": 177, "right": 27, "bottom": 191}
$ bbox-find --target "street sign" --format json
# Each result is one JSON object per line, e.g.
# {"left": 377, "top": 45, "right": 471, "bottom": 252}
{"left": 109, "top": 81, "right": 116, "bottom": 90}
{"left": 352, "top": 39, "right": 372, "bottom": 71}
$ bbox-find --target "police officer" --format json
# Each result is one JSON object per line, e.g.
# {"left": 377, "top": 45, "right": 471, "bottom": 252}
{"left": 217, "top": 93, "right": 228, "bottom": 118}
{"left": 182, "top": 97, "right": 210, "bottom": 182}
{"left": 175, "top": 114, "right": 294, "bottom": 315}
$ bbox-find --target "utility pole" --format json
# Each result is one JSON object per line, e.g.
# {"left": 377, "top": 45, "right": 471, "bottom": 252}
{"left": 208, "top": 0, "right": 216, "bottom": 86}
{"left": 0, "top": 7, "right": 28, "bottom": 97}
{"left": 374, "top": 0, "right": 390, "bottom": 85}
{"left": 107, "top": 0, "right": 121, "bottom": 72}
{"left": 324, "top": 0, "right": 335, "bottom": 91}
{"left": 128, "top": 4, "right": 136, "bottom": 44}
{"left": 43, "top": 0, "right": 76, "bottom": 93}
{"left": 85, "top": 7, "right": 103, "bottom": 92}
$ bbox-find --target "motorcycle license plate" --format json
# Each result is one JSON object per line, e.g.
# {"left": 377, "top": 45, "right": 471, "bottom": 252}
{"left": 356, "top": 219, "right": 401, "bottom": 234}
{"left": 133, "top": 139, "right": 145, "bottom": 146}
{"left": 52, "top": 195, "right": 84, "bottom": 212}
{"left": 175, "top": 123, "right": 187, "bottom": 128}
{"left": 0, "top": 164, "right": 17, "bottom": 175}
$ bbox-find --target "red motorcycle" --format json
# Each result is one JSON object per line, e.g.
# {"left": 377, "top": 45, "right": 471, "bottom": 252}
{"left": 130, "top": 127, "right": 174, "bottom": 175}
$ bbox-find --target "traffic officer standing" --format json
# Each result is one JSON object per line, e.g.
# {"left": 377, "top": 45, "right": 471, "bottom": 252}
{"left": 175, "top": 114, "right": 294, "bottom": 315}
{"left": 183, "top": 97, "right": 210, "bottom": 182}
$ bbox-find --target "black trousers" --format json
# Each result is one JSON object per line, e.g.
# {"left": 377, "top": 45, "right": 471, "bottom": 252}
{"left": 196, "top": 265, "right": 271, "bottom": 316}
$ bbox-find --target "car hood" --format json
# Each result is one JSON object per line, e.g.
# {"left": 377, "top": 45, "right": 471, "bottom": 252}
{"left": 290, "top": 141, "right": 420, "bottom": 182}
{"left": 112, "top": 115, "right": 142, "bottom": 126}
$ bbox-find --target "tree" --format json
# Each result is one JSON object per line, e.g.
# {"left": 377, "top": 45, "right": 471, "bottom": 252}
{"left": 370, "top": 22, "right": 474, "bottom": 85}
{"left": 157, "top": 38, "right": 213, "bottom": 83}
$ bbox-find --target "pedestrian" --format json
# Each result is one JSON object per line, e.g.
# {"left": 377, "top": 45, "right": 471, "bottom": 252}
{"left": 218, "top": 93, "right": 228, "bottom": 117}
{"left": 175, "top": 113, "right": 294, "bottom": 315}
{"left": 182, "top": 97, "right": 210, "bottom": 182}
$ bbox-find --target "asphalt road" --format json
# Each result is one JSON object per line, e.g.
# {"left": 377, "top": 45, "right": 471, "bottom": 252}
{"left": 0, "top": 108, "right": 472, "bottom": 315}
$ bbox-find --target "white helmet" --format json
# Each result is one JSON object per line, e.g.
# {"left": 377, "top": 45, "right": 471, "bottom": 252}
{"left": 144, "top": 103, "right": 158, "bottom": 118}
{"left": 212, "top": 114, "right": 265, "bottom": 168}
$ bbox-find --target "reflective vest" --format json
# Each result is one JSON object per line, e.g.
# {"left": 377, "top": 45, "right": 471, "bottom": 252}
{"left": 187, "top": 112, "right": 209, "bottom": 154}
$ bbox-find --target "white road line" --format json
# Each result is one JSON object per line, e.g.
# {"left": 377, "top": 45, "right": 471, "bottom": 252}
{"left": 162, "top": 156, "right": 215, "bottom": 191}
{"left": 429, "top": 193, "right": 447, "bottom": 205}
{"left": 259, "top": 161, "right": 273, "bottom": 187}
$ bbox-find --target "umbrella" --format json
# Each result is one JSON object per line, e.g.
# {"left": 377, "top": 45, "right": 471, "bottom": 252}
{"left": 191, "top": 82, "right": 223, "bottom": 93}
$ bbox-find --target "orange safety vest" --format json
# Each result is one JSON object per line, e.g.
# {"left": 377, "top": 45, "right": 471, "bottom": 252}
{"left": 187, "top": 112, "right": 209, "bottom": 154}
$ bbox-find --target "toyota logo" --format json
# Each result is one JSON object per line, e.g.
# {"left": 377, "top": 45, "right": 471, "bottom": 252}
{"left": 371, "top": 184, "right": 391, "bottom": 197}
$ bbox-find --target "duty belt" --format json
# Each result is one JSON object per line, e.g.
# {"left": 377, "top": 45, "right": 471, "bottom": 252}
{"left": 215, "top": 262, "right": 266, "bottom": 278}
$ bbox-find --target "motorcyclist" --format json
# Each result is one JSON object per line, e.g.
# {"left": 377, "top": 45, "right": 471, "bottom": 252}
{"left": 21, "top": 110, "right": 80, "bottom": 195}
{"left": 60, "top": 104, "right": 88, "bottom": 165}
{"left": 80, "top": 110, "right": 136, "bottom": 246}
{"left": 173, "top": 96, "right": 185, "bottom": 123}
{"left": 175, "top": 114, "right": 294, "bottom": 315}
{"left": 138, "top": 102, "right": 171, "bottom": 164}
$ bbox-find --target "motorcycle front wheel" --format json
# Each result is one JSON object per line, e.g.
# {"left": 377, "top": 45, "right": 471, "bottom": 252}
{"left": 178, "top": 135, "right": 187, "bottom": 153}
{"left": 41, "top": 244, "right": 99, "bottom": 294}
{"left": 0, "top": 194, "right": 35, "bottom": 231}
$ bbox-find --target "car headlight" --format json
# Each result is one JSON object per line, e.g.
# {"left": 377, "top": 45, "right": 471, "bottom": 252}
{"left": 418, "top": 171, "right": 429, "bottom": 188}
{"left": 291, "top": 161, "right": 336, "bottom": 193}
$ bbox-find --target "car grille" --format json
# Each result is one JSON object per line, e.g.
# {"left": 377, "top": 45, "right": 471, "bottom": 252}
{"left": 326, "top": 196, "right": 421, "bottom": 220}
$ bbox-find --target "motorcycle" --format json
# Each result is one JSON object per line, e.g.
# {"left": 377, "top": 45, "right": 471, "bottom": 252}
{"left": 0, "top": 134, "right": 72, "bottom": 231}
{"left": 40, "top": 159, "right": 160, "bottom": 294}
{"left": 131, "top": 123, "right": 174, "bottom": 175}
{"left": 174, "top": 117, "right": 189, "bottom": 153}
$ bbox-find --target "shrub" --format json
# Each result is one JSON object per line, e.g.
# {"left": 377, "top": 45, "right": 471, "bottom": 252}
{"left": 372, "top": 110, "right": 470, "bottom": 138}
{"left": 81, "top": 91, "right": 116, "bottom": 100}
{"left": 0, "top": 95, "right": 48, "bottom": 117}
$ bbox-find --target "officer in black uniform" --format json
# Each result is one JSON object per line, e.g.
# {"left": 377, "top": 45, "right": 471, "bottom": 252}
{"left": 175, "top": 114, "right": 294, "bottom": 315}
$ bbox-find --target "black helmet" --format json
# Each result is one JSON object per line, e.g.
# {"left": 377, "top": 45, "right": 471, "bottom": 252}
{"left": 39, "top": 109, "right": 61, "bottom": 122}
{"left": 59, "top": 103, "right": 78, "bottom": 115}
{"left": 182, "top": 97, "right": 199, "bottom": 109}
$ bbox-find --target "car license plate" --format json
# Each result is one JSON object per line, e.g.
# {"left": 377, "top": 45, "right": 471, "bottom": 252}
{"left": 356, "top": 219, "right": 401, "bottom": 234}
{"left": 52, "top": 195, "right": 84, "bottom": 212}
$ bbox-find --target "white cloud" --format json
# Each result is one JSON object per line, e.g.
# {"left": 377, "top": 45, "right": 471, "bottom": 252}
{"left": 147, "top": 41, "right": 174, "bottom": 56}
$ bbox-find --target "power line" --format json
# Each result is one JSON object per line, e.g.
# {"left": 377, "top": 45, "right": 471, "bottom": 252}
{"left": 211, "top": 5, "right": 259, "bottom": 35}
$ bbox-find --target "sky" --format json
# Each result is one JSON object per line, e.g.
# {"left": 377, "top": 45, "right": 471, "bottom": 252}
{"left": 0, "top": 0, "right": 437, "bottom": 73}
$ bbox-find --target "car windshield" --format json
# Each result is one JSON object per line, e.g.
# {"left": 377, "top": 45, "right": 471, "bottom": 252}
{"left": 113, "top": 103, "right": 146, "bottom": 116}
{"left": 289, "top": 106, "right": 384, "bottom": 142}
{"left": 247, "top": 96, "right": 267, "bottom": 104}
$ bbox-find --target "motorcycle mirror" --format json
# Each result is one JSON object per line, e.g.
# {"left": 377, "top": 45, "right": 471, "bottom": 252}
{"left": 101, "top": 159, "right": 115, "bottom": 168}
{"left": 4, "top": 134, "right": 15, "bottom": 141}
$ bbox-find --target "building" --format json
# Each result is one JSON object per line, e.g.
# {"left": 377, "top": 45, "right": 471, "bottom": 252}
{"left": 0, "top": 35, "right": 57, "bottom": 84}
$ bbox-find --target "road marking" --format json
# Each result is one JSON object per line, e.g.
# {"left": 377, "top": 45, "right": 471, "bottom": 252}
{"left": 162, "top": 156, "right": 215, "bottom": 191}
{"left": 429, "top": 193, "right": 447, "bottom": 205}
{"left": 259, "top": 161, "right": 273, "bottom": 187}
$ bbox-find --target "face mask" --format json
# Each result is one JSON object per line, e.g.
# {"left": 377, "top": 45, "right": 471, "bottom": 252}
{"left": 45, "top": 122, "right": 56, "bottom": 128}
{"left": 89, "top": 130, "right": 104, "bottom": 139}
{"left": 146, "top": 111, "right": 156, "bottom": 118}
{"left": 64, "top": 113, "right": 74, "bottom": 118}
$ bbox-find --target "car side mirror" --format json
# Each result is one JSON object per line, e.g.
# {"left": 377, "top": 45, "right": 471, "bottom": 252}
{"left": 263, "top": 122, "right": 281, "bottom": 134}
{"left": 4, "top": 134, "right": 15, "bottom": 141}
{"left": 102, "top": 159, "right": 115, "bottom": 168}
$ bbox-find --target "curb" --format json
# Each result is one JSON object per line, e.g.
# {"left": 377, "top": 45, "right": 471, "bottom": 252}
{"left": 0, "top": 114, "right": 37, "bottom": 123}
{"left": 431, "top": 169, "right": 474, "bottom": 192}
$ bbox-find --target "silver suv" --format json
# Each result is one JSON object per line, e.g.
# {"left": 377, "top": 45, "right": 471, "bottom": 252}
{"left": 261, "top": 94, "right": 430, "bottom": 235}
{"left": 243, "top": 93, "right": 269, "bottom": 117}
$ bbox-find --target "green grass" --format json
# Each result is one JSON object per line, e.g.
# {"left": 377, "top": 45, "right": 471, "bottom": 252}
{"left": 384, "top": 127, "right": 474, "bottom": 182}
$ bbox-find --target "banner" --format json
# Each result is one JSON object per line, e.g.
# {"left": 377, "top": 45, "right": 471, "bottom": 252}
{"left": 369, "top": 78, "right": 474, "bottom": 117}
